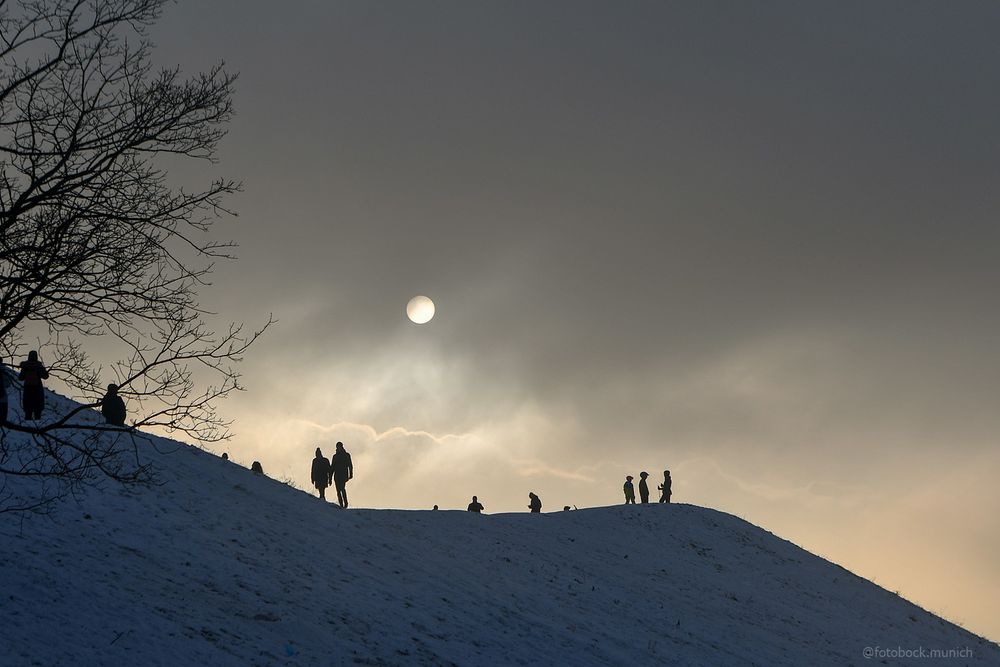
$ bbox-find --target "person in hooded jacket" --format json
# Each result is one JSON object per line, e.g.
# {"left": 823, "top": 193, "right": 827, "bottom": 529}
{"left": 528, "top": 492, "right": 542, "bottom": 513}
{"left": 18, "top": 351, "right": 49, "bottom": 421}
{"left": 638, "top": 471, "right": 650, "bottom": 503}
{"left": 329, "top": 441, "right": 353, "bottom": 508}
{"left": 311, "top": 447, "right": 332, "bottom": 500}
{"left": 101, "top": 383, "right": 127, "bottom": 426}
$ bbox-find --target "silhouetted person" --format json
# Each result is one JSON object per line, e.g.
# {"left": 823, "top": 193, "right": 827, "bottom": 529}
{"left": 467, "top": 496, "right": 484, "bottom": 513}
{"left": 432, "top": 505, "right": 439, "bottom": 511}
{"left": 638, "top": 471, "right": 650, "bottom": 504}
{"left": 658, "top": 470, "right": 672, "bottom": 503}
{"left": 221, "top": 452, "right": 229, "bottom": 460}
{"left": 311, "top": 447, "right": 331, "bottom": 500}
{"left": 563, "top": 505, "right": 571, "bottom": 511}
{"left": 623, "top": 476, "right": 636, "bottom": 504}
{"left": 329, "top": 441, "right": 353, "bottom": 508}
{"left": 251, "top": 461, "right": 264, "bottom": 475}
{"left": 100, "top": 383, "right": 126, "bottom": 426}
{"left": 528, "top": 492, "right": 541, "bottom": 513}
{"left": 18, "top": 351, "right": 48, "bottom": 421}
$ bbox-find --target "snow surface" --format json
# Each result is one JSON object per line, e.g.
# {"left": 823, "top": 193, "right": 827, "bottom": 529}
{"left": 1, "top": 389, "right": 998, "bottom": 666}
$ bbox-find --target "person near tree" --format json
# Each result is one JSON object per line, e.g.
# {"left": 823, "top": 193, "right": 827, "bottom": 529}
{"left": 18, "top": 351, "right": 49, "bottom": 421}
{"left": 100, "top": 384, "right": 127, "bottom": 426}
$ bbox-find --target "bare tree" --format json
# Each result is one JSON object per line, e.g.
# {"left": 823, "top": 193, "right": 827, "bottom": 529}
{"left": 0, "top": 0, "right": 270, "bottom": 512}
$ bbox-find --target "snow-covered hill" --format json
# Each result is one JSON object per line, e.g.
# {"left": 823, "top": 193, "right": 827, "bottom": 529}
{"left": 1, "top": 389, "right": 997, "bottom": 666}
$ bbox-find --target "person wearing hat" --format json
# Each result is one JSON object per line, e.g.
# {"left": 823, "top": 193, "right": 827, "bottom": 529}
{"left": 638, "top": 471, "right": 651, "bottom": 503}
{"left": 100, "top": 383, "right": 127, "bottom": 426}
{"left": 623, "top": 476, "right": 636, "bottom": 504}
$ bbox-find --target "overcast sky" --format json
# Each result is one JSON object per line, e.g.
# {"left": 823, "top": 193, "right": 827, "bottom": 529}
{"left": 144, "top": 1, "right": 1000, "bottom": 640}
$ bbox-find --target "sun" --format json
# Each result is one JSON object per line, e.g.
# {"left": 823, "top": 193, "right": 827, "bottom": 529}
{"left": 406, "top": 295, "right": 435, "bottom": 324}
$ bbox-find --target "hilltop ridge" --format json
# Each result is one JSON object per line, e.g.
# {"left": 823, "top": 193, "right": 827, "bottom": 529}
{"left": 1, "top": 389, "right": 997, "bottom": 666}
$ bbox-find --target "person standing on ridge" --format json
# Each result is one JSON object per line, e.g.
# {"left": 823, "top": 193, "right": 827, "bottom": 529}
{"left": 638, "top": 471, "right": 650, "bottom": 503}
{"left": 528, "top": 492, "right": 542, "bottom": 513}
{"left": 18, "top": 351, "right": 49, "bottom": 421}
{"left": 467, "top": 496, "right": 484, "bottom": 513}
{"left": 623, "top": 476, "right": 636, "bottom": 504}
{"left": 311, "top": 447, "right": 331, "bottom": 500}
{"left": 658, "top": 470, "right": 672, "bottom": 503}
{"left": 329, "top": 441, "right": 354, "bottom": 508}
{"left": 100, "top": 383, "right": 127, "bottom": 426}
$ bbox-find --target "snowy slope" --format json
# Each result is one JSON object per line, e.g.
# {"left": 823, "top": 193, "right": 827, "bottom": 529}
{"left": 1, "top": 390, "right": 998, "bottom": 667}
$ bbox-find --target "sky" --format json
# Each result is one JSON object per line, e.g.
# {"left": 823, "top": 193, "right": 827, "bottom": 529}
{"left": 135, "top": 1, "right": 1000, "bottom": 640}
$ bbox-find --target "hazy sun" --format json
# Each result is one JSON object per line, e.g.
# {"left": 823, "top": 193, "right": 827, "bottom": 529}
{"left": 406, "top": 295, "right": 435, "bottom": 324}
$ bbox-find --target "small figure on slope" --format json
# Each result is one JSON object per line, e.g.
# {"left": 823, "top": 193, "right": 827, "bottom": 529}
{"left": 528, "top": 492, "right": 542, "bottom": 513}
{"left": 658, "top": 470, "right": 672, "bottom": 503}
{"left": 311, "top": 447, "right": 331, "bottom": 500}
{"left": 467, "top": 496, "right": 484, "bottom": 513}
{"left": 18, "top": 350, "right": 49, "bottom": 421}
{"left": 623, "top": 476, "right": 636, "bottom": 505}
{"left": 638, "top": 471, "right": 650, "bottom": 504}
{"left": 329, "top": 442, "right": 353, "bottom": 508}
{"left": 101, "top": 383, "right": 127, "bottom": 426}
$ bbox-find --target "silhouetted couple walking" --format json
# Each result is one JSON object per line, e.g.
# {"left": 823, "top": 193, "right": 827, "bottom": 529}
{"left": 311, "top": 442, "right": 354, "bottom": 507}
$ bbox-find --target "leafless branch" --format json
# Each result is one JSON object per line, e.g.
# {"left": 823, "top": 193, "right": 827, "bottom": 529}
{"left": 0, "top": 0, "right": 268, "bottom": 513}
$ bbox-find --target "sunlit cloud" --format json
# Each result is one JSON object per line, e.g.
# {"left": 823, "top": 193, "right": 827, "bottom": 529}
{"left": 144, "top": 0, "right": 1000, "bottom": 641}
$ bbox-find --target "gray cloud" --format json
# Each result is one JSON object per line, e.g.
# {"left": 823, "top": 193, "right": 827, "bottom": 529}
{"left": 138, "top": 0, "right": 1000, "bottom": 640}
